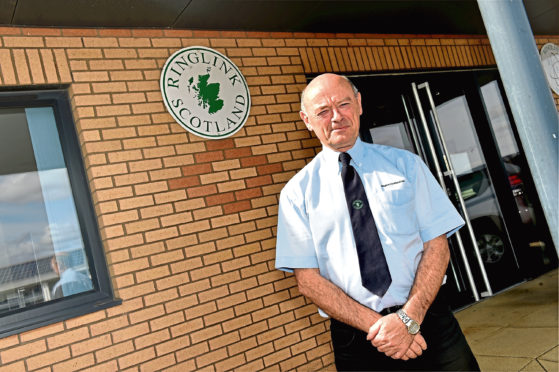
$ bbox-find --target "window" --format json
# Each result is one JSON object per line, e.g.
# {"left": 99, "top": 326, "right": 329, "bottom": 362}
{"left": 0, "top": 88, "right": 120, "bottom": 337}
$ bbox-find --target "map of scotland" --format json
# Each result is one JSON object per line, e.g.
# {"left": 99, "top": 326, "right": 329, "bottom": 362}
{"left": 188, "top": 74, "right": 224, "bottom": 114}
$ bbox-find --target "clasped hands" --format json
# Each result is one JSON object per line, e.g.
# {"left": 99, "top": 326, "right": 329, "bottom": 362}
{"left": 366, "top": 313, "right": 427, "bottom": 360}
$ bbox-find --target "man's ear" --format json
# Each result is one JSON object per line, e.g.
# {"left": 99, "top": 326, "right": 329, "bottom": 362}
{"left": 357, "top": 92, "right": 363, "bottom": 116}
{"left": 300, "top": 111, "right": 313, "bottom": 132}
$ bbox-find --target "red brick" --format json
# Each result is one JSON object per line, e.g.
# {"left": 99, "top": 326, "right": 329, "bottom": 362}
{"left": 205, "top": 138, "right": 235, "bottom": 151}
{"left": 257, "top": 163, "right": 283, "bottom": 175}
{"left": 223, "top": 200, "right": 252, "bottom": 215}
{"left": 246, "top": 175, "right": 273, "bottom": 188}
{"left": 194, "top": 151, "right": 224, "bottom": 163}
{"left": 187, "top": 184, "right": 218, "bottom": 198}
{"left": 168, "top": 176, "right": 201, "bottom": 190}
{"left": 224, "top": 147, "right": 252, "bottom": 159}
{"left": 240, "top": 155, "right": 268, "bottom": 167}
{"left": 235, "top": 187, "right": 263, "bottom": 201}
{"left": 181, "top": 163, "right": 212, "bottom": 176}
{"left": 206, "top": 192, "right": 235, "bottom": 206}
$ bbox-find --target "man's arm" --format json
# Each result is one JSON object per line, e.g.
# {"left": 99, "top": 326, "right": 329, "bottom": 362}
{"left": 295, "top": 268, "right": 427, "bottom": 360}
{"left": 368, "top": 234, "right": 449, "bottom": 358}
{"left": 294, "top": 268, "right": 381, "bottom": 332}
{"left": 403, "top": 234, "right": 450, "bottom": 323}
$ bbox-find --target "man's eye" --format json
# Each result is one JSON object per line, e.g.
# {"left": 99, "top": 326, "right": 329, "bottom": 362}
{"left": 317, "top": 110, "right": 329, "bottom": 117}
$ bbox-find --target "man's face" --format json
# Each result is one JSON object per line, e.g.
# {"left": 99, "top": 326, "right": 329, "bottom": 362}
{"left": 300, "top": 74, "right": 362, "bottom": 152}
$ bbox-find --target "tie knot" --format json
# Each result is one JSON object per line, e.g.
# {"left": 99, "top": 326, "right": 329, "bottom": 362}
{"left": 339, "top": 152, "right": 352, "bottom": 167}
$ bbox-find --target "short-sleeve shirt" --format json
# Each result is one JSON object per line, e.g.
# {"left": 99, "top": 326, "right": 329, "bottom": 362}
{"left": 275, "top": 138, "right": 464, "bottom": 315}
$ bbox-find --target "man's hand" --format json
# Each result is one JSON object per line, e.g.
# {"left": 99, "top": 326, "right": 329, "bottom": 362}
{"left": 365, "top": 234, "right": 449, "bottom": 360}
{"left": 366, "top": 314, "right": 427, "bottom": 360}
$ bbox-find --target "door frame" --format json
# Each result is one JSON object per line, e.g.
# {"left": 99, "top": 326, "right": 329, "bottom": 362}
{"left": 346, "top": 67, "right": 556, "bottom": 308}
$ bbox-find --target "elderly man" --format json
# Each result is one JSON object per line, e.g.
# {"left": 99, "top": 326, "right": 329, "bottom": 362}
{"left": 275, "top": 73, "right": 479, "bottom": 371}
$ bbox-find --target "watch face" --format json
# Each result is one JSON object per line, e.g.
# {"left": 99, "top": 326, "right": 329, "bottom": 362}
{"left": 408, "top": 321, "right": 420, "bottom": 335}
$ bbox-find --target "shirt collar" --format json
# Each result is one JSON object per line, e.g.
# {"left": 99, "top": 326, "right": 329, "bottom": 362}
{"left": 321, "top": 137, "right": 365, "bottom": 172}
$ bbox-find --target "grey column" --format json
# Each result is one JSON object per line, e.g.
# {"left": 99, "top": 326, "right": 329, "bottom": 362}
{"left": 477, "top": 0, "right": 559, "bottom": 251}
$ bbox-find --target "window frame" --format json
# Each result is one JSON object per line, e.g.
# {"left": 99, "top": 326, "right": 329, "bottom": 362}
{"left": 0, "top": 87, "right": 120, "bottom": 338}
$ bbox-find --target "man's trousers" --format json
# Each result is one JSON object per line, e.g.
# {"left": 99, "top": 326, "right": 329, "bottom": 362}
{"left": 330, "top": 287, "right": 480, "bottom": 371}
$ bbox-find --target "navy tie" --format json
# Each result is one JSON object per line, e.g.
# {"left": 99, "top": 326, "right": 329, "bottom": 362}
{"left": 339, "top": 152, "right": 392, "bottom": 297}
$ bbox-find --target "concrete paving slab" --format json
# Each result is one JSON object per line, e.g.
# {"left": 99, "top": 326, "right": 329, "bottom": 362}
{"left": 476, "top": 355, "right": 531, "bottom": 371}
{"left": 520, "top": 360, "right": 547, "bottom": 371}
{"left": 469, "top": 327, "right": 557, "bottom": 358}
{"left": 537, "top": 359, "right": 558, "bottom": 372}
{"left": 538, "top": 359, "right": 559, "bottom": 372}
{"left": 516, "top": 305, "right": 559, "bottom": 328}
{"left": 456, "top": 269, "right": 558, "bottom": 371}
{"left": 461, "top": 326, "right": 503, "bottom": 345}
{"left": 540, "top": 346, "right": 559, "bottom": 362}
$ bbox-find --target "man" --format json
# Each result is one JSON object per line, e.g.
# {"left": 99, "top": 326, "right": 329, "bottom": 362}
{"left": 51, "top": 252, "right": 93, "bottom": 299}
{"left": 275, "top": 73, "right": 479, "bottom": 371}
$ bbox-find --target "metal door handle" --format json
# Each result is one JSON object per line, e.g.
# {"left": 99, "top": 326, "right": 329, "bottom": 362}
{"left": 401, "top": 93, "right": 461, "bottom": 292}
{"left": 418, "top": 81, "right": 493, "bottom": 297}
{"left": 411, "top": 82, "right": 482, "bottom": 301}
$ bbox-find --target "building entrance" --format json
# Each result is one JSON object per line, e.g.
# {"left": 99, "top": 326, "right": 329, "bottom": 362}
{"left": 353, "top": 69, "right": 557, "bottom": 309}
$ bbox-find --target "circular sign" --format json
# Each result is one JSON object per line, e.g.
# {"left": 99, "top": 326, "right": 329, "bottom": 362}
{"left": 160, "top": 46, "right": 251, "bottom": 139}
{"left": 540, "top": 43, "right": 559, "bottom": 95}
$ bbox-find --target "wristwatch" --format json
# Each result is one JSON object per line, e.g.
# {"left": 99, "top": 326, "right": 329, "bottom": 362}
{"left": 396, "top": 309, "right": 420, "bottom": 335}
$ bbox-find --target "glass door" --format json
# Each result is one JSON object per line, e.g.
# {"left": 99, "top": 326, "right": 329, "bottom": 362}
{"left": 355, "top": 70, "right": 557, "bottom": 309}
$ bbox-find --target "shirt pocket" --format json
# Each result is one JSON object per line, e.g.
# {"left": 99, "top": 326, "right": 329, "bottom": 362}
{"left": 377, "top": 183, "right": 414, "bottom": 205}
{"left": 375, "top": 184, "right": 417, "bottom": 235}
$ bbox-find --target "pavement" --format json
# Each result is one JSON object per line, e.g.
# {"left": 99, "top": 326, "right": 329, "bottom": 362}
{"left": 455, "top": 269, "right": 558, "bottom": 372}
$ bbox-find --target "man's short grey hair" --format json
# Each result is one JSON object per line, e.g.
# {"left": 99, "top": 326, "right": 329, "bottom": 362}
{"left": 300, "top": 75, "right": 359, "bottom": 113}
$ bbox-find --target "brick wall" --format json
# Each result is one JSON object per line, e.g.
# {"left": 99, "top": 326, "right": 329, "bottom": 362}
{"left": 0, "top": 26, "right": 556, "bottom": 371}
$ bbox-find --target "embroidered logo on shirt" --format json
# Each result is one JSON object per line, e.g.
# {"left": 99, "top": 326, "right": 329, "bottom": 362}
{"left": 352, "top": 200, "right": 364, "bottom": 209}
{"left": 381, "top": 179, "right": 405, "bottom": 188}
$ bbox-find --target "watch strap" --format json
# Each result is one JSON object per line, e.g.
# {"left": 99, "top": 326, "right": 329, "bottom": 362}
{"left": 396, "top": 309, "right": 420, "bottom": 334}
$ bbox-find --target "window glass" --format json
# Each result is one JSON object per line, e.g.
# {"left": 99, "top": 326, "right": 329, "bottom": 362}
{"left": 480, "top": 81, "right": 548, "bottom": 246}
{"left": 369, "top": 122, "right": 415, "bottom": 152}
{"left": 0, "top": 107, "right": 93, "bottom": 315}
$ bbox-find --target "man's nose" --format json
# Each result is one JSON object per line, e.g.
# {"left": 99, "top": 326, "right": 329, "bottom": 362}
{"left": 331, "top": 107, "right": 342, "bottom": 121}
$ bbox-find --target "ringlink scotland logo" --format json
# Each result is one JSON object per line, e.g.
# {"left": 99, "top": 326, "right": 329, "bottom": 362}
{"left": 160, "top": 46, "right": 251, "bottom": 139}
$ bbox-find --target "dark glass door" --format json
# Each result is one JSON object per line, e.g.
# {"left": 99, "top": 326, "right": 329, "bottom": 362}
{"left": 353, "top": 69, "right": 557, "bottom": 309}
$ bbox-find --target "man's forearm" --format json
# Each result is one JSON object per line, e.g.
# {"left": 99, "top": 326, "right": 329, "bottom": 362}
{"left": 403, "top": 234, "right": 450, "bottom": 324}
{"left": 294, "top": 268, "right": 381, "bottom": 333}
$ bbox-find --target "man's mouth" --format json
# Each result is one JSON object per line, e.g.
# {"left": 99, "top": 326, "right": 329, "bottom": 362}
{"left": 332, "top": 126, "right": 349, "bottom": 133}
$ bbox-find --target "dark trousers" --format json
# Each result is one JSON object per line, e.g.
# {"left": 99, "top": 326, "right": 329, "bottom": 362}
{"left": 330, "top": 288, "right": 480, "bottom": 371}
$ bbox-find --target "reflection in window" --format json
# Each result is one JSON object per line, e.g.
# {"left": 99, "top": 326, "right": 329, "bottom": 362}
{"left": 0, "top": 107, "right": 93, "bottom": 314}
{"left": 434, "top": 94, "right": 513, "bottom": 266}
{"left": 369, "top": 122, "right": 415, "bottom": 152}
{"left": 480, "top": 81, "right": 541, "bottom": 237}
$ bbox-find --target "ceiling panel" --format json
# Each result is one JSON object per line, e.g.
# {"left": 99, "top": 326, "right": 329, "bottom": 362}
{"left": 524, "top": 0, "right": 558, "bottom": 35}
{"left": 0, "top": 0, "right": 556, "bottom": 35}
{"left": 174, "top": 0, "right": 487, "bottom": 34}
{"left": 11, "top": 0, "right": 188, "bottom": 28}
{"left": 0, "top": 0, "right": 16, "bottom": 25}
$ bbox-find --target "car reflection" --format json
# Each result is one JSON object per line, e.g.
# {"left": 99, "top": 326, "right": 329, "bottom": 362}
{"left": 458, "top": 161, "right": 533, "bottom": 265}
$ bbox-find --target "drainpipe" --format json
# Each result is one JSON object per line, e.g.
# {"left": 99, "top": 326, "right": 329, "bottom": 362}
{"left": 477, "top": 0, "right": 559, "bottom": 252}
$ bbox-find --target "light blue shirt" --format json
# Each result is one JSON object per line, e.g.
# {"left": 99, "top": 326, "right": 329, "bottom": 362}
{"left": 275, "top": 138, "right": 464, "bottom": 315}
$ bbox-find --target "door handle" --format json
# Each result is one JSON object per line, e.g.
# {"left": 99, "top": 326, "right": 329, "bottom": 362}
{"left": 411, "top": 82, "right": 482, "bottom": 301}
{"left": 417, "top": 82, "right": 493, "bottom": 298}
{"left": 400, "top": 94, "right": 426, "bottom": 161}
{"left": 401, "top": 93, "right": 462, "bottom": 292}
